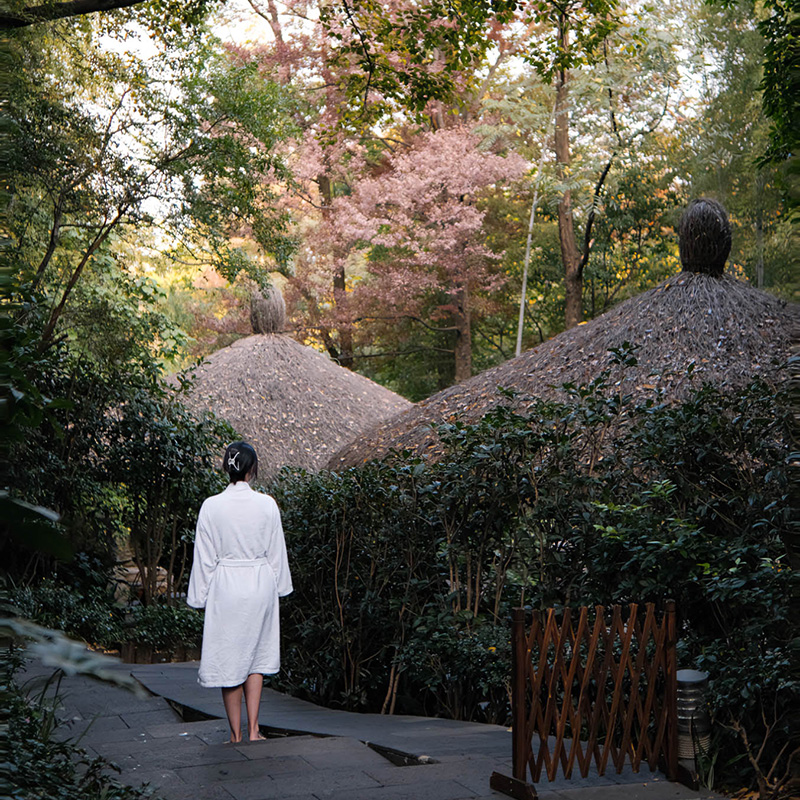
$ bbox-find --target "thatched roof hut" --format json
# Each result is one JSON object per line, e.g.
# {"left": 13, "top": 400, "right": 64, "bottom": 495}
{"left": 182, "top": 287, "right": 412, "bottom": 479}
{"left": 328, "top": 202, "right": 793, "bottom": 470}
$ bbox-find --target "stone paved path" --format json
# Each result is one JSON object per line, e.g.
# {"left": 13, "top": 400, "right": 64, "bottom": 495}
{"left": 19, "top": 658, "right": 724, "bottom": 800}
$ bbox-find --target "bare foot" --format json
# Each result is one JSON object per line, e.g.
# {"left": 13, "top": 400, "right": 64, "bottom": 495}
{"left": 249, "top": 731, "right": 267, "bottom": 742}
{"left": 229, "top": 734, "right": 243, "bottom": 744}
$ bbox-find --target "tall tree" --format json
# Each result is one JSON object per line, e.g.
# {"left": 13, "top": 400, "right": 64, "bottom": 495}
{"left": 227, "top": 4, "right": 366, "bottom": 366}
{"left": 524, "top": 0, "right": 619, "bottom": 328}
{"left": 703, "top": 0, "right": 800, "bottom": 176}
{"left": 231, "top": 0, "right": 528, "bottom": 375}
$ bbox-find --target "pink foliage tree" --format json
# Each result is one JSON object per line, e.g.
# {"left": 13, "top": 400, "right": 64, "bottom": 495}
{"left": 329, "top": 126, "right": 527, "bottom": 382}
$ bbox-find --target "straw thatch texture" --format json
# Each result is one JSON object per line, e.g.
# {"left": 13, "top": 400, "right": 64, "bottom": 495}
{"left": 250, "top": 287, "right": 286, "bottom": 334}
{"left": 183, "top": 335, "right": 412, "bottom": 479}
{"left": 328, "top": 272, "right": 794, "bottom": 470}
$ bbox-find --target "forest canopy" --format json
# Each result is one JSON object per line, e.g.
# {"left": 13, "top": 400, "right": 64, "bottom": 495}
{"left": 2, "top": 0, "right": 793, "bottom": 397}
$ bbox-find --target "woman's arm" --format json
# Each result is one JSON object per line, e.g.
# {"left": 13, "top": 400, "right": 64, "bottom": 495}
{"left": 267, "top": 498, "right": 293, "bottom": 597}
{"left": 187, "top": 503, "right": 216, "bottom": 608}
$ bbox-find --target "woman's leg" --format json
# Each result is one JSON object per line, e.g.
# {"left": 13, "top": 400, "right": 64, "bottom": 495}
{"left": 221, "top": 685, "right": 244, "bottom": 743}
{"left": 243, "top": 673, "right": 265, "bottom": 741}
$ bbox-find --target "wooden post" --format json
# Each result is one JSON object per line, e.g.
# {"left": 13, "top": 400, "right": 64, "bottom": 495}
{"left": 491, "top": 607, "right": 537, "bottom": 800}
{"left": 512, "top": 607, "right": 528, "bottom": 781}
{"left": 665, "top": 600, "right": 678, "bottom": 782}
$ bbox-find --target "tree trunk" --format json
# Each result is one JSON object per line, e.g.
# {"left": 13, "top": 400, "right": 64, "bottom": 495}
{"left": 332, "top": 264, "right": 354, "bottom": 369}
{"left": 554, "top": 18, "right": 583, "bottom": 330}
{"left": 755, "top": 170, "right": 765, "bottom": 289}
{"left": 453, "top": 286, "right": 471, "bottom": 383}
{"left": 33, "top": 197, "right": 64, "bottom": 290}
{"left": 40, "top": 208, "right": 125, "bottom": 346}
{"left": 319, "top": 174, "right": 354, "bottom": 369}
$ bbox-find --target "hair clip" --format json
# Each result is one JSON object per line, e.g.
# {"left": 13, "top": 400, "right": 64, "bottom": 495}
{"left": 228, "top": 452, "right": 241, "bottom": 472}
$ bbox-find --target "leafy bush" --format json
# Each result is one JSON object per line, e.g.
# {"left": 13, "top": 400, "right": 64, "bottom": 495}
{"left": 10, "top": 569, "right": 204, "bottom": 652}
{"left": 4, "top": 288, "right": 233, "bottom": 604}
{"left": 400, "top": 614, "right": 511, "bottom": 722}
{"left": 10, "top": 579, "right": 125, "bottom": 650}
{"left": 272, "top": 373, "right": 796, "bottom": 796}
{"left": 130, "top": 603, "right": 204, "bottom": 650}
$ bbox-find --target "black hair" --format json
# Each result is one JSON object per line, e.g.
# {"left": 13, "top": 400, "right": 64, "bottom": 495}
{"left": 678, "top": 198, "right": 732, "bottom": 276}
{"left": 223, "top": 441, "right": 258, "bottom": 483}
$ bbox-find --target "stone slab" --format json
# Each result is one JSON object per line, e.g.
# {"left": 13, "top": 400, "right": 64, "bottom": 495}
{"left": 131, "top": 663, "right": 514, "bottom": 760}
{"left": 120, "top": 707, "right": 183, "bottom": 727}
{"left": 235, "top": 735, "right": 360, "bottom": 760}
{"left": 223, "top": 767, "right": 381, "bottom": 800}
{"left": 63, "top": 713, "right": 131, "bottom": 733}
{"left": 131, "top": 771, "right": 236, "bottom": 800}
{"left": 320, "top": 779, "right": 479, "bottom": 800}
{"left": 147, "top": 719, "right": 232, "bottom": 741}
{"left": 297, "top": 744, "right": 389, "bottom": 771}
{"left": 363, "top": 760, "right": 498, "bottom": 789}
{"left": 90, "top": 734, "right": 210, "bottom": 756}
{"left": 107, "top": 743, "right": 250, "bottom": 772}
{"left": 550, "top": 785, "right": 721, "bottom": 800}
{"left": 73, "top": 727, "right": 152, "bottom": 747}
{"left": 114, "top": 767, "right": 189, "bottom": 792}
{"left": 471, "top": 793, "right": 567, "bottom": 800}
{"left": 16, "top": 660, "right": 729, "bottom": 800}
{"left": 175, "top": 754, "right": 309, "bottom": 784}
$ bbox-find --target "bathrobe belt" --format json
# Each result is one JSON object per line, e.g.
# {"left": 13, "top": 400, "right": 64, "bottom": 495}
{"left": 217, "top": 557, "right": 270, "bottom": 567}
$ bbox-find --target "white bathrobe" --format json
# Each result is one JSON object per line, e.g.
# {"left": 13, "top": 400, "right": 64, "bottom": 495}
{"left": 187, "top": 481, "right": 293, "bottom": 688}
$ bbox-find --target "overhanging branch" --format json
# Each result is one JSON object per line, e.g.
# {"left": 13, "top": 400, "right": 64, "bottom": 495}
{"left": 0, "top": 0, "right": 148, "bottom": 28}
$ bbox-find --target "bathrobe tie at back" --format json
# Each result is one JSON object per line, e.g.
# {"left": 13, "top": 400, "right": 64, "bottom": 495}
{"left": 187, "top": 482, "right": 293, "bottom": 688}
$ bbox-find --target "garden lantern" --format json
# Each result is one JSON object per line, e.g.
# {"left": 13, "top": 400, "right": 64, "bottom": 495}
{"left": 676, "top": 669, "right": 711, "bottom": 765}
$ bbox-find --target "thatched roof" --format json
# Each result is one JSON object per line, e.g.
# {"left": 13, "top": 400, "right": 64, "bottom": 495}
{"left": 328, "top": 271, "right": 794, "bottom": 470}
{"left": 182, "top": 333, "right": 412, "bottom": 479}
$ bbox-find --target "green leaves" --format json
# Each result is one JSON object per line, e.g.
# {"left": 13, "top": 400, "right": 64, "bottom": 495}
{"left": 323, "top": 0, "right": 622, "bottom": 122}
{"left": 1, "top": 643, "right": 154, "bottom": 800}
{"left": 172, "top": 51, "right": 299, "bottom": 278}
{"left": 524, "top": 0, "right": 622, "bottom": 81}
{"left": 321, "top": 0, "right": 516, "bottom": 126}
{"left": 705, "top": 0, "right": 800, "bottom": 171}
{"left": 129, "top": 603, "right": 204, "bottom": 649}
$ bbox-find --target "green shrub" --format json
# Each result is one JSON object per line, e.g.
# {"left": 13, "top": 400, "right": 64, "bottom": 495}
{"left": 400, "top": 615, "right": 511, "bottom": 722}
{"left": 272, "top": 373, "right": 796, "bottom": 796}
{"left": 10, "top": 573, "right": 204, "bottom": 653}
{"left": 10, "top": 579, "right": 124, "bottom": 650}
{"left": 5, "top": 329, "right": 232, "bottom": 604}
{"left": 130, "top": 603, "right": 203, "bottom": 650}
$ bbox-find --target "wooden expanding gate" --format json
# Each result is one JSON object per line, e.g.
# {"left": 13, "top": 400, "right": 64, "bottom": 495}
{"left": 491, "top": 602, "right": 678, "bottom": 800}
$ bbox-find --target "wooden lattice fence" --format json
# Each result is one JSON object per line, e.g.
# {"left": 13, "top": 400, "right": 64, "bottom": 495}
{"left": 491, "top": 602, "right": 678, "bottom": 800}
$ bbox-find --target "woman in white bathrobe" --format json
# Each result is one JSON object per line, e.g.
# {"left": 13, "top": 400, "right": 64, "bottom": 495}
{"left": 187, "top": 441, "right": 292, "bottom": 743}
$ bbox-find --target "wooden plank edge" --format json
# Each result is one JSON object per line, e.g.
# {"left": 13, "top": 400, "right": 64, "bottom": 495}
{"left": 490, "top": 771, "right": 538, "bottom": 800}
